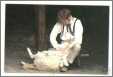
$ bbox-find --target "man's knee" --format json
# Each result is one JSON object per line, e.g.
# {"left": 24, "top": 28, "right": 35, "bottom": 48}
{"left": 75, "top": 43, "right": 81, "bottom": 49}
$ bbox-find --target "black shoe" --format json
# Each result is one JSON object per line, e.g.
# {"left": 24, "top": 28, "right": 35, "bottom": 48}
{"left": 73, "top": 56, "right": 81, "bottom": 67}
{"left": 68, "top": 57, "right": 81, "bottom": 70}
{"left": 59, "top": 66, "right": 69, "bottom": 72}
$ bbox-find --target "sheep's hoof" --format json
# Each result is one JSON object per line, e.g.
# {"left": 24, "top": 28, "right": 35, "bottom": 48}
{"left": 59, "top": 66, "right": 68, "bottom": 72}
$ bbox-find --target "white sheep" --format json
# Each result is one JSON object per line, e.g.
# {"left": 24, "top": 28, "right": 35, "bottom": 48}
{"left": 21, "top": 41, "right": 77, "bottom": 72}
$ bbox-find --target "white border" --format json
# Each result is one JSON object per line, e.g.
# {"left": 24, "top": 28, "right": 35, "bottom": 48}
{"left": 0, "top": 1, "right": 112, "bottom": 6}
{"left": 1, "top": 1, "right": 112, "bottom": 76}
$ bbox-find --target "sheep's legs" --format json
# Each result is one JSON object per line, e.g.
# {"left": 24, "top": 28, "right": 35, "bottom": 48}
{"left": 21, "top": 61, "right": 36, "bottom": 70}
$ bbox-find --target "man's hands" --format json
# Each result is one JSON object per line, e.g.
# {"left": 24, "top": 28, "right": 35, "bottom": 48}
{"left": 56, "top": 48, "right": 66, "bottom": 51}
{"left": 56, "top": 42, "right": 69, "bottom": 53}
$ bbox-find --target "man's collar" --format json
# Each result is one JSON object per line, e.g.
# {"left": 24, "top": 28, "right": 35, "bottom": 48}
{"left": 70, "top": 17, "right": 76, "bottom": 24}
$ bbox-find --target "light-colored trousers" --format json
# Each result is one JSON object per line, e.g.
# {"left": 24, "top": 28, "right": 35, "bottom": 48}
{"left": 62, "top": 40, "right": 81, "bottom": 65}
{"left": 67, "top": 44, "right": 81, "bottom": 64}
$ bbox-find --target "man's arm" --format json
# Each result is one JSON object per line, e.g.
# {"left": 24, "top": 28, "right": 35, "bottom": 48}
{"left": 74, "top": 19, "right": 83, "bottom": 45}
{"left": 50, "top": 23, "right": 62, "bottom": 49}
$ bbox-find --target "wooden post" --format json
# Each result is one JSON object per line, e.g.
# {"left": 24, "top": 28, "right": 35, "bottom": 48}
{"left": 34, "top": 5, "right": 48, "bottom": 50}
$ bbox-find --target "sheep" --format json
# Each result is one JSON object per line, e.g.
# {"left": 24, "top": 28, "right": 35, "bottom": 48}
{"left": 21, "top": 40, "right": 77, "bottom": 72}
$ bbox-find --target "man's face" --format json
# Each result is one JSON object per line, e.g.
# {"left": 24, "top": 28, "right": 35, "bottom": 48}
{"left": 65, "top": 16, "right": 71, "bottom": 25}
{"left": 60, "top": 16, "right": 72, "bottom": 25}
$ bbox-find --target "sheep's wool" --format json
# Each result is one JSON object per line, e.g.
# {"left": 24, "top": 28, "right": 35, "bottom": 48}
{"left": 33, "top": 51, "right": 65, "bottom": 71}
{"left": 22, "top": 41, "right": 76, "bottom": 71}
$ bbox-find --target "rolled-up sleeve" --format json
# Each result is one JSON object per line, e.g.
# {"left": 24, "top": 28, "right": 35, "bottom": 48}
{"left": 74, "top": 19, "right": 83, "bottom": 45}
{"left": 50, "top": 23, "right": 61, "bottom": 49}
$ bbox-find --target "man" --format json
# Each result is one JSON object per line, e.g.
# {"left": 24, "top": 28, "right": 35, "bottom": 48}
{"left": 50, "top": 8, "right": 83, "bottom": 69}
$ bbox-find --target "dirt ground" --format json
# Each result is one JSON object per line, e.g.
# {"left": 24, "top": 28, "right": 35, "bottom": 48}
{"left": 4, "top": 30, "right": 108, "bottom": 75}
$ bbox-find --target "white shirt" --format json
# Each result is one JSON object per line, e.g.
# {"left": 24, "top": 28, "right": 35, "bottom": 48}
{"left": 50, "top": 17, "right": 83, "bottom": 49}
